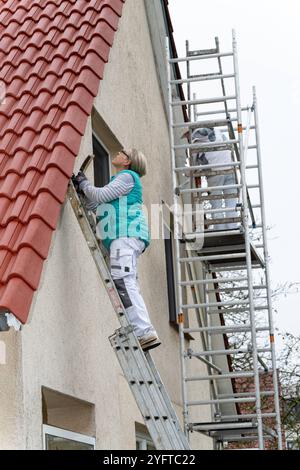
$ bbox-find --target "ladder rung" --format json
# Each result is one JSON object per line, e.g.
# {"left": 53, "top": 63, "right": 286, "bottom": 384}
{"left": 185, "top": 371, "right": 255, "bottom": 382}
{"left": 191, "top": 421, "right": 258, "bottom": 432}
{"left": 221, "top": 413, "right": 277, "bottom": 421}
{"left": 205, "top": 285, "right": 267, "bottom": 294}
{"left": 204, "top": 217, "right": 242, "bottom": 226}
{"left": 180, "top": 184, "right": 241, "bottom": 194}
{"left": 206, "top": 306, "right": 269, "bottom": 315}
{"left": 198, "top": 194, "right": 241, "bottom": 203}
{"left": 185, "top": 229, "right": 243, "bottom": 239}
{"left": 175, "top": 162, "right": 240, "bottom": 172}
{"left": 185, "top": 369, "right": 273, "bottom": 382}
{"left": 196, "top": 244, "right": 246, "bottom": 254}
{"left": 174, "top": 140, "right": 238, "bottom": 151}
{"left": 195, "top": 106, "right": 248, "bottom": 117}
{"left": 188, "top": 48, "right": 218, "bottom": 56}
{"left": 218, "top": 391, "right": 274, "bottom": 399}
{"left": 209, "top": 265, "right": 262, "bottom": 273}
{"left": 187, "top": 397, "right": 256, "bottom": 406}
{"left": 183, "top": 325, "right": 270, "bottom": 335}
{"left": 179, "top": 276, "right": 248, "bottom": 286}
{"left": 181, "top": 299, "right": 250, "bottom": 309}
{"left": 170, "top": 73, "right": 235, "bottom": 85}
{"left": 188, "top": 347, "right": 271, "bottom": 357}
{"left": 184, "top": 206, "right": 241, "bottom": 217}
{"left": 171, "top": 95, "right": 237, "bottom": 107}
{"left": 220, "top": 125, "right": 256, "bottom": 133}
{"left": 194, "top": 169, "right": 238, "bottom": 178}
{"left": 169, "top": 51, "right": 234, "bottom": 63}
{"left": 225, "top": 435, "right": 269, "bottom": 443}
{"left": 173, "top": 119, "right": 231, "bottom": 130}
{"left": 179, "top": 253, "right": 246, "bottom": 263}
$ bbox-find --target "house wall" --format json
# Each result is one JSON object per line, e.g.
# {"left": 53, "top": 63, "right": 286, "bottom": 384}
{"left": 0, "top": 0, "right": 212, "bottom": 450}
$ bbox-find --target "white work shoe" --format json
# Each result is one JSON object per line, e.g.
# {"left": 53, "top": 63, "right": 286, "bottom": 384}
{"left": 138, "top": 332, "right": 161, "bottom": 351}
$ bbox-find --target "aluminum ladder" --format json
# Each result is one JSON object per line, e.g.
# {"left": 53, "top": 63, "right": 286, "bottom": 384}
{"left": 166, "top": 30, "right": 283, "bottom": 450}
{"left": 67, "top": 179, "right": 190, "bottom": 450}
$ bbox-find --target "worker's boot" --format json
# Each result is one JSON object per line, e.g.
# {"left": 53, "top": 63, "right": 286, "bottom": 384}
{"left": 138, "top": 333, "right": 161, "bottom": 351}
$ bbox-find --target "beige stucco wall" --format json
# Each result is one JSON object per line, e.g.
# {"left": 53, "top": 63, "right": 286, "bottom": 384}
{"left": 0, "top": 0, "right": 213, "bottom": 450}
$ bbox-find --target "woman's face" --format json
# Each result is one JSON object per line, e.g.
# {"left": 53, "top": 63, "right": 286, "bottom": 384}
{"left": 111, "top": 151, "right": 131, "bottom": 168}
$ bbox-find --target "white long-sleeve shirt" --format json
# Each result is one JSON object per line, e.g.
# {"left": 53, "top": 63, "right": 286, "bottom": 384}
{"left": 80, "top": 172, "right": 135, "bottom": 212}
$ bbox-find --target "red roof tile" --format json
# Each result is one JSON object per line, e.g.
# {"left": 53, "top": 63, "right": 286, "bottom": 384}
{"left": 0, "top": 0, "right": 125, "bottom": 324}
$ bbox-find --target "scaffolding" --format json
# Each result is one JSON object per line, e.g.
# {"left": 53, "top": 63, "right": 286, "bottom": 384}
{"left": 166, "top": 30, "right": 283, "bottom": 450}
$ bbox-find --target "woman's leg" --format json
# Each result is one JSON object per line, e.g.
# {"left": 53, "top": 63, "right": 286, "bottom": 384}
{"left": 110, "top": 238, "right": 156, "bottom": 338}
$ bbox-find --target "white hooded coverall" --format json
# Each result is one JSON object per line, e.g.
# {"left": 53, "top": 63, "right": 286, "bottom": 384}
{"left": 192, "top": 128, "right": 239, "bottom": 230}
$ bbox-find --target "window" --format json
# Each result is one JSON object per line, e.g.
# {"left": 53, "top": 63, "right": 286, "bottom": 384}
{"left": 135, "top": 423, "right": 155, "bottom": 450}
{"left": 92, "top": 132, "right": 110, "bottom": 187}
{"left": 42, "top": 387, "right": 95, "bottom": 449}
{"left": 43, "top": 425, "right": 95, "bottom": 450}
{"left": 136, "top": 433, "right": 155, "bottom": 450}
{"left": 164, "top": 226, "right": 177, "bottom": 323}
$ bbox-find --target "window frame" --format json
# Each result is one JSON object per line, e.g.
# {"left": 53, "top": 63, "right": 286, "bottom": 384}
{"left": 42, "top": 424, "right": 96, "bottom": 450}
{"left": 92, "top": 130, "right": 111, "bottom": 187}
{"left": 136, "top": 432, "right": 155, "bottom": 450}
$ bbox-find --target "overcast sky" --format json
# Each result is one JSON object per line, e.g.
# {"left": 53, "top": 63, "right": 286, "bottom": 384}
{"left": 168, "top": 0, "right": 300, "bottom": 349}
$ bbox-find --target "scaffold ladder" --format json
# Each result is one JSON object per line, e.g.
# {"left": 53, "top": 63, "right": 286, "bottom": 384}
{"left": 166, "top": 30, "right": 282, "bottom": 450}
{"left": 67, "top": 179, "right": 190, "bottom": 450}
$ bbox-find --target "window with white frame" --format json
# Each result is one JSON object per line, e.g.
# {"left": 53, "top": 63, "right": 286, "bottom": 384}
{"left": 136, "top": 431, "right": 155, "bottom": 450}
{"left": 43, "top": 424, "right": 95, "bottom": 451}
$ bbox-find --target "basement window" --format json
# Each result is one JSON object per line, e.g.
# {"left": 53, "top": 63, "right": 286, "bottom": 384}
{"left": 42, "top": 387, "right": 95, "bottom": 450}
{"left": 43, "top": 425, "right": 95, "bottom": 450}
{"left": 135, "top": 423, "right": 155, "bottom": 450}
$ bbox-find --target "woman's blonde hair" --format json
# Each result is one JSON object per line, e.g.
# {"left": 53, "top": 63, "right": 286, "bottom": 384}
{"left": 123, "top": 148, "right": 147, "bottom": 177}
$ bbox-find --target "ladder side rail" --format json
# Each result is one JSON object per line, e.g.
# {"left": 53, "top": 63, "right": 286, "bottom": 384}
{"left": 145, "top": 351, "right": 190, "bottom": 446}
{"left": 110, "top": 335, "right": 178, "bottom": 450}
{"left": 203, "top": 267, "right": 221, "bottom": 421}
{"left": 185, "top": 40, "right": 195, "bottom": 197}
{"left": 252, "top": 86, "right": 283, "bottom": 449}
{"left": 166, "top": 36, "right": 189, "bottom": 439}
{"left": 232, "top": 29, "right": 264, "bottom": 449}
{"left": 215, "top": 33, "right": 242, "bottom": 207}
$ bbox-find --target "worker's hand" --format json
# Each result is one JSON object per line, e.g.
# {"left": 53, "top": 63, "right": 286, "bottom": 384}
{"left": 72, "top": 171, "right": 88, "bottom": 193}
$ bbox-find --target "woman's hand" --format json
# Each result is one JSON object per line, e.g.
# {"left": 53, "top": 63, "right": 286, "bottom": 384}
{"left": 72, "top": 171, "right": 88, "bottom": 193}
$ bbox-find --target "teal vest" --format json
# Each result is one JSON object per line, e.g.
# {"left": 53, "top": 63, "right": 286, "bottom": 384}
{"left": 96, "top": 170, "right": 150, "bottom": 251}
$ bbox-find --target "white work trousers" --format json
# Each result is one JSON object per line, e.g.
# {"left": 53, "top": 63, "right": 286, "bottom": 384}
{"left": 207, "top": 173, "right": 239, "bottom": 230}
{"left": 110, "top": 237, "right": 156, "bottom": 338}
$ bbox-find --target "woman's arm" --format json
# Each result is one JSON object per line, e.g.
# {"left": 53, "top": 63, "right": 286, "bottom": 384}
{"left": 80, "top": 172, "right": 134, "bottom": 204}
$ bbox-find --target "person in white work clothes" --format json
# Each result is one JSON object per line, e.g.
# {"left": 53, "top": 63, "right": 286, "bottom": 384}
{"left": 74, "top": 149, "right": 160, "bottom": 351}
{"left": 191, "top": 127, "right": 239, "bottom": 231}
